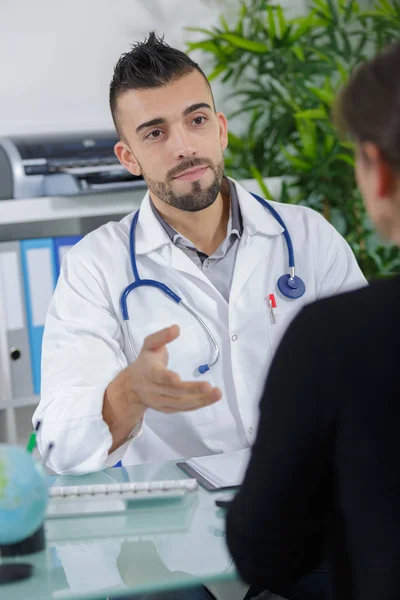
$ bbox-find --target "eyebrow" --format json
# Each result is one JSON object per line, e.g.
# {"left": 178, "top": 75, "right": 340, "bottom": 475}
{"left": 183, "top": 102, "right": 212, "bottom": 117}
{"left": 135, "top": 102, "right": 212, "bottom": 135}
{"left": 136, "top": 117, "right": 165, "bottom": 134}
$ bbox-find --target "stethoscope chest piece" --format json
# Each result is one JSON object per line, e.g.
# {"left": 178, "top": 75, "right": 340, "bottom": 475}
{"left": 277, "top": 274, "right": 306, "bottom": 299}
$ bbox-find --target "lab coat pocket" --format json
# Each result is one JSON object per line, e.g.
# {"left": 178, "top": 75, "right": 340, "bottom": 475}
{"left": 268, "top": 309, "right": 296, "bottom": 355}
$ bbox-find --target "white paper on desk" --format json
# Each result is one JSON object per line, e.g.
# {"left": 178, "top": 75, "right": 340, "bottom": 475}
{"left": 186, "top": 448, "right": 251, "bottom": 489}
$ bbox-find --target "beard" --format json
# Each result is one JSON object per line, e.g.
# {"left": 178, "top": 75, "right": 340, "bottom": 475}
{"left": 142, "top": 155, "right": 225, "bottom": 212}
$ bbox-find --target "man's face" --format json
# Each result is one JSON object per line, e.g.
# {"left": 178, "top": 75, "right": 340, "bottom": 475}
{"left": 114, "top": 70, "right": 228, "bottom": 212}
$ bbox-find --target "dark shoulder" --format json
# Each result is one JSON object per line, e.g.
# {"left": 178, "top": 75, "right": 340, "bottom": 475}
{"left": 295, "top": 276, "right": 400, "bottom": 347}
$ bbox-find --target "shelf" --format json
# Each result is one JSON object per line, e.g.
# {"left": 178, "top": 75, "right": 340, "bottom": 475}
{"left": 0, "top": 186, "right": 146, "bottom": 225}
{"left": 0, "top": 178, "right": 285, "bottom": 227}
{"left": 0, "top": 395, "right": 39, "bottom": 409}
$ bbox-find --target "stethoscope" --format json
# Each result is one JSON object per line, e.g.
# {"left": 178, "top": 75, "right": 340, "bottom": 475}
{"left": 120, "top": 193, "right": 306, "bottom": 375}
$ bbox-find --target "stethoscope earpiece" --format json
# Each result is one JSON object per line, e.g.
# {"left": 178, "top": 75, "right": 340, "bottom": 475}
{"left": 277, "top": 274, "right": 306, "bottom": 299}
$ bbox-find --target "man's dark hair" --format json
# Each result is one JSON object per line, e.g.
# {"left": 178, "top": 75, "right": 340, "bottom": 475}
{"left": 336, "top": 41, "right": 400, "bottom": 172}
{"left": 109, "top": 32, "right": 214, "bottom": 135}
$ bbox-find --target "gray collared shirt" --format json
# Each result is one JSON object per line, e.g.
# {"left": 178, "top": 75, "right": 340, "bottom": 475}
{"left": 150, "top": 178, "right": 243, "bottom": 302}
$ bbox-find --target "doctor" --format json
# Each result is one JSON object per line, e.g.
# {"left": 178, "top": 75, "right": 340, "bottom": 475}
{"left": 34, "top": 32, "right": 366, "bottom": 476}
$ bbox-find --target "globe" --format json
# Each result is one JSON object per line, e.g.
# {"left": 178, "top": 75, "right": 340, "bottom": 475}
{"left": 0, "top": 444, "right": 48, "bottom": 546}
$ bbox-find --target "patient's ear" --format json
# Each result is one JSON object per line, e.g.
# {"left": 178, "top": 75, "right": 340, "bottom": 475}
{"left": 361, "top": 142, "right": 396, "bottom": 198}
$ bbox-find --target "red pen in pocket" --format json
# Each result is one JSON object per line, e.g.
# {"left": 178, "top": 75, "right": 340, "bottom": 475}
{"left": 268, "top": 293, "right": 277, "bottom": 323}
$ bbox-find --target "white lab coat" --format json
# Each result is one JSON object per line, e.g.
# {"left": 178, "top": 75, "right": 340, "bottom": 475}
{"left": 34, "top": 178, "right": 366, "bottom": 474}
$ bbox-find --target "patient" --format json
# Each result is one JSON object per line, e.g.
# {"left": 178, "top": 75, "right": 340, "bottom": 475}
{"left": 226, "top": 41, "right": 400, "bottom": 600}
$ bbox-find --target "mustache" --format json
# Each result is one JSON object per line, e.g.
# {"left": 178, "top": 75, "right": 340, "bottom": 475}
{"left": 167, "top": 158, "right": 214, "bottom": 180}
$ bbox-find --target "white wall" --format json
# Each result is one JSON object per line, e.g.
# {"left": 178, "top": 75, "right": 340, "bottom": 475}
{"left": 0, "top": 0, "right": 306, "bottom": 137}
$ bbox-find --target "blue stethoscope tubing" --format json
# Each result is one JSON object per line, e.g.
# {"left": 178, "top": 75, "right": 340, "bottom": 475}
{"left": 120, "top": 192, "right": 306, "bottom": 374}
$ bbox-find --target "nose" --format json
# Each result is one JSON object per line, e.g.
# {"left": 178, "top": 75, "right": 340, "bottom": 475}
{"left": 170, "top": 127, "right": 197, "bottom": 160}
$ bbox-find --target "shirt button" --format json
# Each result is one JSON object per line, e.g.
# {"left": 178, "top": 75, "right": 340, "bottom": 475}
{"left": 231, "top": 334, "right": 238, "bottom": 341}
{"left": 248, "top": 426, "right": 253, "bottom": 434}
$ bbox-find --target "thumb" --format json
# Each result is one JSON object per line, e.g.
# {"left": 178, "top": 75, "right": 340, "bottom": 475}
{"left": 142, "top": 325, "right": 180, "bottom": 352}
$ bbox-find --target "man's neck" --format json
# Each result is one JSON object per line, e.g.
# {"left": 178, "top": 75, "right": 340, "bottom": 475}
{"left": 151, "top": 179, "right": 231, "bottom": 256}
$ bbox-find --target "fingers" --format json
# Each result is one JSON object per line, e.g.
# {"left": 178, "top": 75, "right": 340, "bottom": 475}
{"left": 142, "top": 325, "right": 180, "bottom": 352}
{"left": 151, "top": 367, "right": 182, "bottom": 387}
{"left": 151, "top": 366, "right": 216, "bottom": 396}
{"left": 157, "top": 387, "right": 222, "bottom": 413}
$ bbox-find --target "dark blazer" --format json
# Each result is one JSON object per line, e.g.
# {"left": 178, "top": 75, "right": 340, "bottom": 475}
{"left": 226, "top": 276, "right": 400, "bottom": 600}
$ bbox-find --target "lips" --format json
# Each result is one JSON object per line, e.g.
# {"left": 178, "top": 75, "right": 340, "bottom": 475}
{"left": 173, "top": 166, "right": 209, "bottom": 181}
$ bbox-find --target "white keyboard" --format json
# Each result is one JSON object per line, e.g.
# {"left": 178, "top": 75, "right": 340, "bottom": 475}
{"left": 46, "top": 479, "right": 198, "bottom": 519}
{"left": 49, "top": 478, "right": 198, "bottom": 497}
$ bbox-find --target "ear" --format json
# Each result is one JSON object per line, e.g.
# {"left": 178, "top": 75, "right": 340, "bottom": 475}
{"left": 114, "top": 141, "right": 142, "bottom": 176}
{"left": 362, "top": 142, "right": 396, "bottom": 198}
{"left": 216, "top": 112, "right": 228, "bottom": 152}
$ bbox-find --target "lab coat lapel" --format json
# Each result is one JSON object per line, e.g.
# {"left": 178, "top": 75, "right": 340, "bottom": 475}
{"left": 169, "top": 244, "right": 216, "bottom": 289}
{"left": 229, "top": 179, "right": 284, "bottom": 306}
{"left": 230, "top": 233, "right": 263, "bottom": 306}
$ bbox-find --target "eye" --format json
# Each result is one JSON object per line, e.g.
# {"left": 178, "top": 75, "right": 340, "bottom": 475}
{"left": 193, "top": 116, "right": 206, "bottom": 125}
{"left": 146, "top": 129, "right": 163, "bottom": 140}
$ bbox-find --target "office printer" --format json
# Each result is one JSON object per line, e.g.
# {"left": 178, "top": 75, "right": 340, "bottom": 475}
{"left": 0, "top": 132, "right": 146, "bottom": 199}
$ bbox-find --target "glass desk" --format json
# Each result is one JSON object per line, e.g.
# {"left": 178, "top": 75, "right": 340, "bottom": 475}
{"left": 1, "top": 460, "right": 237, "bottom": 599}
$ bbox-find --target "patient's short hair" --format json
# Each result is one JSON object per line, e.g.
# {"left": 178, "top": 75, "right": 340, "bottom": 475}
{"left": 336, "top": 41, "right": 400, "bottom": 172}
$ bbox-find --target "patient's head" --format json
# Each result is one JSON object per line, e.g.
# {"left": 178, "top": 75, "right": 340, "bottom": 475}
{"left": 337, "top": 42, "right": 400, "bottom": 245}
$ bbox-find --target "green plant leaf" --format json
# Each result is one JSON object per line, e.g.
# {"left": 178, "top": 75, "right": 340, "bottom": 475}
{"left": 341, "top": 141, "right": 355, "bottom": 150}
{"left": 360, "top": 10, "right": 389, "bottom": 17}
{"left": 337, "top": 153, "right": 355, "bottom": 166}
{"left": 343, "top": 0, "right": 357, "bottom": 21}
{"left": 186, "top": 40, "right": 227, "bottom": 62}
{"left": 326, "top": 0, "right": 339, "bottom": 22}
{"left": 186, "top": 27, "right": 214, "bottom": 35}
{"left": 377, "top": 0, "right": 396, "bottom": 15}
{"left": 267, "top": 6, "right": 277, "bottom": 39}
{"left": 294, "top": 108, "right": 328, "bottom": 119}
{"left": 276, "top": 6, "right": 287, "bottom": 39}
{"left": 220, "top": 33, "right": 269, "bottom": 53}
{"left": 313, "top": 0, "right": 331, "bottom": 19}
{"left": 208, "top": 64, "right": 227, "bottom": 81}
{"left": 308, "top": 86, "right": 334, "bottom": 105}
{"left": 303, "top": 45, "right": 333, "bottom": 63}
{"left": 324, "top": 135, "right": 336, "bottom": 155}
{"left": 219, "top": 15, "right": 230, "bottom": 32}
{"left": 296, "top": 119, "right": 317, "bottom": 158}
{"left": 289, "top": 15, "right": 314, "bottom": 42}
{"left": 227, "top": 131, "right": 245, "bottom": 151}
{"left": 353, "top": 33, "right": 368, "bottom": 58}
{"left": 335, "top": 60, "right": 349, "bottom": 83}
{"left": 292, "top": 45, "right": 305, "bottom": 61}
{"left": 281, "top": 146, "right": 312, "bottom": 170}
{"left": 250, "top": 165, "right": 273, "bottom": 199}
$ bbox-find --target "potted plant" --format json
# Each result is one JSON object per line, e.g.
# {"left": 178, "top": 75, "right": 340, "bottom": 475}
{"left": 187, "top": 0, "right": 400, "bottom": 279}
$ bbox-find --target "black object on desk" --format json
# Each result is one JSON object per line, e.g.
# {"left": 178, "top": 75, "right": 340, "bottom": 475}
{"left": 215, "top": 493, "right": 236, "bottom": 509}
{"left": 0, "top": 523, "right": 45, "bottom": 557}
{"left": 0, "top": 563, "right": 33, "bottom": 584}
{"left": 0, "top": 523, "right": 45, "bottom": 585}
{"left": 215, "top": 498, "right": 232, "bottom": 509}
